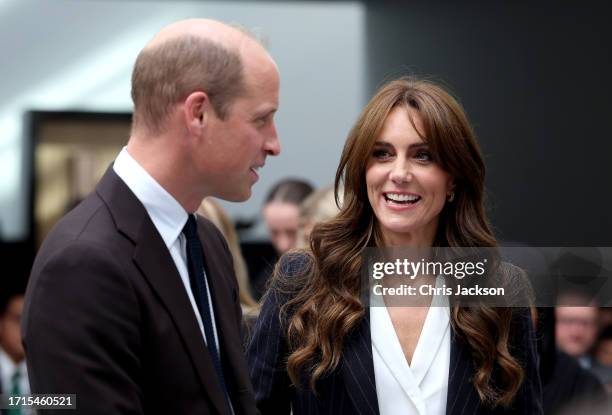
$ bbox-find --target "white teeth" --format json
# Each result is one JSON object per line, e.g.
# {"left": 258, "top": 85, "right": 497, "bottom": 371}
{"left": 385, "top": 193, "right": 419, "bottom": 202}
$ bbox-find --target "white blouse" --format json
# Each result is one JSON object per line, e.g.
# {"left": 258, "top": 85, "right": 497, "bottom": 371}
{"left": 370, "top": 285, "right": 450, "bottom": 415}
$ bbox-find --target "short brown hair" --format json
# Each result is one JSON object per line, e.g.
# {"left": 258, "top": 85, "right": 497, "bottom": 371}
{"left": 131, "top": 35, "right": 245, "bottom": 134}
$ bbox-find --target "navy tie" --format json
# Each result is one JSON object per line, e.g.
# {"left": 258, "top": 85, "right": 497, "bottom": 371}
{"left": 183, "top": 214, "right": 232, "bottom": 413}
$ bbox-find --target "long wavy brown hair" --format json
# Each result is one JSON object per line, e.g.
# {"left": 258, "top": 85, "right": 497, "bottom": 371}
{"left": 275, "top": 77, "right": 523, "bottom": 407}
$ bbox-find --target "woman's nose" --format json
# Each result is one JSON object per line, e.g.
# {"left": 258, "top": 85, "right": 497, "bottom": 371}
{"left": 390, "top": 159, "right": 413, "bottom": 184}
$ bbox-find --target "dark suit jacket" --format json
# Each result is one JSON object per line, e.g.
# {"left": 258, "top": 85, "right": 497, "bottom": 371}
{"left": 22, "top": 167, "right": 257, "bottom": 414}
{"left": 543, "top": 350, "right": 606, "bottom": 414}
{"left": 247, "top": 254, "right": 543, "bottom": 415}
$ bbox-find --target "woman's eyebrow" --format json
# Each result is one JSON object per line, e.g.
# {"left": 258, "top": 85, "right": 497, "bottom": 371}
{"left": 373, "top": 141, "right": 392, "bottom": 148}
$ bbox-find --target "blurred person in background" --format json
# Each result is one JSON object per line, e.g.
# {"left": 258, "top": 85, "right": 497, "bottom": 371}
{"left": 253, "top": 179, "right": 313, "bottom": 298}
{"left": 555, "top": 295, "right": 600, "bottom": 368}
{"left": 0, "top": 294, "right": 30, "bottom": 401}
{"left": 558, "top": 399, "right": 612, "bottom": 415}
{"left": 262, "top": 178, "right": 314, "bottom": 255}
{"left": 296, "top": 185, "right": 341, "bottom": 248}
{"left": 598, "top": 307, "right": 612, "bottom": 330}
{"left": 591, "top": 326, "right": 612, "bottom": 394}
{"left": 535, "top": 307, "right": 606, "bottom": 414}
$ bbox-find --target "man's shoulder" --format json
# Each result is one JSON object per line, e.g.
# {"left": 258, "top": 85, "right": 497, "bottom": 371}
{"left": 34, "top": 188, "right": 134, "bottom": 272}
{"left": 43, "top": 193, "right": 112, "bottom": 247}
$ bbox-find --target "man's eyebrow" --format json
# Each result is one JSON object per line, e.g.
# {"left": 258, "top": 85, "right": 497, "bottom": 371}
{"left": 373, "top": 140, "right": 428, "bottom": 149}
{"left": 254, "top": 107, "right": 277, "bottom": 118}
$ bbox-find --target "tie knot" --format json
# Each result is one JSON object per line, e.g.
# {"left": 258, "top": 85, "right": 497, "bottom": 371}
{"left": 182, "top": 214, "right": 198, "bottom": 239}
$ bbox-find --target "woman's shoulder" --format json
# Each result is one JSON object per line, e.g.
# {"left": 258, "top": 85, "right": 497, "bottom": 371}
{"left": 496, "top": 261, "right": 527, "bottom": 279}
{"left": 263, "top": 250, "right": 314, "bottom": 304}
{"left": 494, "top": 261, "right": 535, "bottom": 306}
{"left": 277, "top": 250, "right": 314, "bottom": 277}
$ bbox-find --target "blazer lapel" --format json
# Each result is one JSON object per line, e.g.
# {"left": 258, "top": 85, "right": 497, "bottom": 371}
{"left": 96, "top": 167, "right": 229, "bottom": 415}
{"left": 446, "top": 330, "right": 481, "bottom": 415}
{"left": 198, "top": 220, "right": 254, "bottom": 406}
{"left": 342, "top": 307, "right": 381, "bottom": 415}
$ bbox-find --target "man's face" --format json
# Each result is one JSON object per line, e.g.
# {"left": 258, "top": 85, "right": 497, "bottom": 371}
{"left": 200, "top": 53, "right": 281, "bottom": 202}
{"left": 555, "top": 306, "right": 599, "bottom": 357}
{"left": 0, "top": 296, "right": 25, "bottom": 363}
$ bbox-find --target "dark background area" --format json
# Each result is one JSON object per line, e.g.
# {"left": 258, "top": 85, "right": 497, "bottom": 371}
{"left": 366, "top": 1, "right": 612, "bottom": 245}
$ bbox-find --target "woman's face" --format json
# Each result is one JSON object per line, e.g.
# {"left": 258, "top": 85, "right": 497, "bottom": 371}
{"left": 365, "top": 106, "right": 453, "bottom": 246}
{"left": 263, "top": 202, "right": 301, "bottom": 255}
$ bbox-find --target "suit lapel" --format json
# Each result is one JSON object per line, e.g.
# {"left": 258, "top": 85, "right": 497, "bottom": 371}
{"left": 446, "top": 329, "right": 481, "bottom": 415}
{"left": 96, "top": 167, "right": 229, "bottom": 415}
{"left": 198, "top": 220, "right": 252, "bottom": 403}
{"left": 342, "top": 306, "right": 381, "bottom": 415}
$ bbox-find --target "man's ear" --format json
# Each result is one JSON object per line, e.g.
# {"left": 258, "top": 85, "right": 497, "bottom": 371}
{"left": 183, "top": 91, "right": 210, "bottom": 136}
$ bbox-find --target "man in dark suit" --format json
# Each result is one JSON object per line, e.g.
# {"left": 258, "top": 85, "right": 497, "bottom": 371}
{"left": 22, "top": 18, "right": 280, "bottom": 414}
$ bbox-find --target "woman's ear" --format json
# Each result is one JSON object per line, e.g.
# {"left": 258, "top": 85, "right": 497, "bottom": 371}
{"left": 183, "top": 91, "right": 209, "bottom": 136}
{"left": 447, "top": 177, "right": 456, "bottom": 193}
{"left": 446, "top": 177, "right": 457, "bottom": 202}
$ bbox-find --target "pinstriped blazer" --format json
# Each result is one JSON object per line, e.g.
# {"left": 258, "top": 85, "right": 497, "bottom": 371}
{"left": 247, "top": 254, "right": 543, "bottom": 415}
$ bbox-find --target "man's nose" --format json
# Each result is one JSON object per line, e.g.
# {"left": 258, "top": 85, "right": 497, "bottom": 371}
{"left": 265, "top": 124, "right": 281, "bottom": 156}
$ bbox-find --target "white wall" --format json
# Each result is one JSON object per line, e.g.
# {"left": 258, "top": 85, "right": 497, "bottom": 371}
{"left": 0, "top": 0, "right": 365, "bottom": 241}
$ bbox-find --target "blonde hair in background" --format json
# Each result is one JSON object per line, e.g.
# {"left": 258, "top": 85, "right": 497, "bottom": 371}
{"left": 197, "top": 198, "right": 258, "bottom": 314}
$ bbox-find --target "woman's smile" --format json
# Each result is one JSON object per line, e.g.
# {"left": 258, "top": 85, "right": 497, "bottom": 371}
{"left": 366, "top": 106, "right": 453, "bottom": 246}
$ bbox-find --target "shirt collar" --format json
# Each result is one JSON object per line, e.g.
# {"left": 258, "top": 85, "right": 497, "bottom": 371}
{"left": 113, "top": 147, "right": 188, "bottom": 248}
{"left": 0, "top": 347, "right": 26, "bottom": 382}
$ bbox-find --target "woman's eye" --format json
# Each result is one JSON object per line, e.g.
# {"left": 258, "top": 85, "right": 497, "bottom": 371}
{"left": 415, "top": 150, "right": 432, "bottom": 162}
{"left": 373, "top": 149, "right": 392, "bottom": 160}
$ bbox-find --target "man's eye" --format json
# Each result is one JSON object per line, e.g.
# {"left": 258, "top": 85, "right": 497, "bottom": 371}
{"left": 415, "top": 150, "right": 432, "bottom": 162}
{"left": 256, "top": 114, "right": 273, "bottom": 127}
{"left": 373, "top": 149, "right": 392, "bottom": 160}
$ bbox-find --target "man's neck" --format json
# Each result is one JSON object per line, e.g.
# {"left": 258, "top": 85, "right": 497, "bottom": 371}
{"left": 125, "top": 137, "right": 205, "bottom": 213}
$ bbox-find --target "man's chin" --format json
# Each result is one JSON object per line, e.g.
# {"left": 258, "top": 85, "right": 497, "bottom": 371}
{"left": 216, "top": 188, "right": 252, "bottom": 202}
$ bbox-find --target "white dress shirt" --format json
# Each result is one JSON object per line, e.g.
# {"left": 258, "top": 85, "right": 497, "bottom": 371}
{"left": 113, "top": 147, "right": 219, "bottom": 351}
{"left": 1, "top": 347, "right": 34, "bottom": 415}
{"left": 370, "top": 279, "right": 450, "bottom": 415}
{"left": 0, "top": 346, "right": 30, "bottom": 394}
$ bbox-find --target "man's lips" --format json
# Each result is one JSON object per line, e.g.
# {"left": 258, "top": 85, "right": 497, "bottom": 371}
{"left": 250, "top": 164, "right": 264, "bottom": 180}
